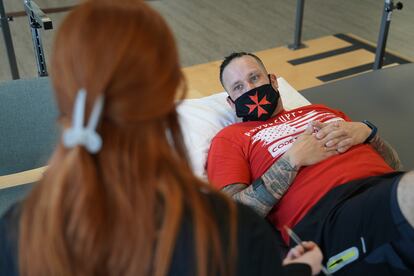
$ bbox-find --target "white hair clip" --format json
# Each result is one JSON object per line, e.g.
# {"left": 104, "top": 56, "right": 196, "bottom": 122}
{"left": 62, "top": 89, "right": 104, "bottom": 153}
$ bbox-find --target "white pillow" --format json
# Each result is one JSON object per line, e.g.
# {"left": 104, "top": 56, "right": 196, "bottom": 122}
{"left": 177, "top": 77, "right": 310, "bottom": 179}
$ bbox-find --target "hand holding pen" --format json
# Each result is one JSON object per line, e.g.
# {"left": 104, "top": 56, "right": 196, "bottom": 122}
{"left": 283, "top": 226, "right": 331, "bottom": 276}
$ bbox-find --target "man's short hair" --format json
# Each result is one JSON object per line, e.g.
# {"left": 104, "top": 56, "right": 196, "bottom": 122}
{"left": 219, "top": 52, "right": 267, "bottom": 88}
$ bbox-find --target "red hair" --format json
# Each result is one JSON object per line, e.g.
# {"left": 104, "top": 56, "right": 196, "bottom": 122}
{"left": 19, "top": 1, "right": 236, "bottom": 275}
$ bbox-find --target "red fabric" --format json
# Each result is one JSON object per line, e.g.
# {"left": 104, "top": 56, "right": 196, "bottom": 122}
{"left": 207, "top": 104, "right": 394, "bottom": 243}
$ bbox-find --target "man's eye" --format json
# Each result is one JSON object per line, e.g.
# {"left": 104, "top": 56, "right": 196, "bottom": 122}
{"left": 234, "top": 84, "right": 243, "bottom": 91}
{"left": 251, "top": 75, "right": 259, "bottom": 82}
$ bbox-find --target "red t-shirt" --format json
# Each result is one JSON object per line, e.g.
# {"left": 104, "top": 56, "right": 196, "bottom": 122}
{"left": 207, "top": 104, "right": 394, "bottom": 243}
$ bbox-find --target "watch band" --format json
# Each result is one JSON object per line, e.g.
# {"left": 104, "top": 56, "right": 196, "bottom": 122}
{"left": 362, "top": 120, "right": 377, "bottom": 144}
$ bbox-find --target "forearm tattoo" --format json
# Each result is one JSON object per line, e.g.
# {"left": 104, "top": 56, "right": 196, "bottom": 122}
{"left": 262, "top": 156, "right": 299, "bottom": 200}
{"left": 221, "top": 156, "right": 299, "bottom": 217}
{"left": 222, "top": 184, "right": 271, "bottom": 217}
{"left": 370, "top": 134, "right": 402, "bottom": 170}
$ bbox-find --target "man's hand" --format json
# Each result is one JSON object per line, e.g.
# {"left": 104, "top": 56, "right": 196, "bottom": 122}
{"left": 312, "top": 121, "right": 371, "bottom": 153}
{"left": 285, "top": 123, "right": 339, "bottom": 168}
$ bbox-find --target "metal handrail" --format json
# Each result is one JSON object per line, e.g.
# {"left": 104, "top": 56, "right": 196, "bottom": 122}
{"left": 23, "top": 0, "right": 53, "bottom": 77}
{"left": 288, "top": 0, "right": 404, "bottom": 70}
{"left": 0, "top": 0, "right": 20, "bottom": 79}
{"left": 373, "top": 0, "right": 403, "bottom": 70}
{"left": 288, "top": 0, "right": 306, "bottom": 50}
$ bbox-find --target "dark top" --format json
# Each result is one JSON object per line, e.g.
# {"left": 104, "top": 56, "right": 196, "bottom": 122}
{"left": 0, "top": 194, "right": 311, "bottom": 276}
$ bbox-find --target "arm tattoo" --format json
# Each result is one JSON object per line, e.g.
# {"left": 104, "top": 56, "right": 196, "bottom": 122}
{"left": 262, "top": 156, "right": 298, "bottom": 200}
{"left": 222, "top": 183, "right": 271, "bottom": 217}
{"left": 220, "top": 156, "right": 299, "bottom": 217}
{"left": 370, "top": 134, "right": 402, "bottom": 170}
{"left": 222, "top": 184, "right": 247, "bottom": 197}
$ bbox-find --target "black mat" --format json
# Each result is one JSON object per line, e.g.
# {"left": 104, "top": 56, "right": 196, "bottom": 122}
{"left": 288, "top": 34, "right": 412, "bottom": 83}
{"left": 303, "top": 63, "right": 414, "bottom": 170}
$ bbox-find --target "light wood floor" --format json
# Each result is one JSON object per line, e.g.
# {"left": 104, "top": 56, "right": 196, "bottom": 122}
{"left": 1, "top": 0, "right": 413, "bottom": 81}
{"left": 183, "top": 34, "right": 411, "bottom": 98}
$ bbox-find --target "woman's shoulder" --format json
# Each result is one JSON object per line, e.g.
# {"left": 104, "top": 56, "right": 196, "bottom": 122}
{"left": 203, "top": 193, "right": 288, "bottom": 275}
{"left": 0, "top": 202, "right": 23, "bottom": 235}
{"left": 0, "top": 202, "right": 23, "bottom": 276}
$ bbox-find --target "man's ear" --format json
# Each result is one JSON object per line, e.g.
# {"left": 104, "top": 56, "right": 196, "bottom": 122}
{"left": 269, "top": 73, "right": 279, "bottom": 89}
{"left": 226, "top": 96, "right": 236, "bottom": 110}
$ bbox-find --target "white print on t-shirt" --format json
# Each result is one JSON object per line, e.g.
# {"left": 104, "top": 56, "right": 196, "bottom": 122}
{"left": 244, "top": 110, "right": 304, "bottom": 137}
{"left": 249, "top": 110, "right": 344, "bottom": 158}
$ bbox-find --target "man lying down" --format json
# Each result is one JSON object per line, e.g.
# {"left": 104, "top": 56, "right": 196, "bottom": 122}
{"left": 206, "top": 52, "right": 414, "bottom": 275}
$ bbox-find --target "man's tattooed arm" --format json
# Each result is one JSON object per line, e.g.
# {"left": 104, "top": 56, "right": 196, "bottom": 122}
{"left": 370, "top": 134, "right": 402, "bottom": 170}
{"left": 221, "top": 155, "right": 299, "bottom": 217}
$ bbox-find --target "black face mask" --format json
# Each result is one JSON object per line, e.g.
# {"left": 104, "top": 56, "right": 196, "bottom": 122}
{"left": 230, "top": 80, "right": 280, "bottom": 122}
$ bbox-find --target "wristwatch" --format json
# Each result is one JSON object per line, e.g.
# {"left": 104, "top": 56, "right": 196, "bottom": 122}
{"left": 362, "top": 120, "right": 377, "bottom": 144}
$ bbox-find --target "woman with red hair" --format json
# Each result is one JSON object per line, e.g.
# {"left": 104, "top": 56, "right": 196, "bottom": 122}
{"left": 0, "top": 1, "right": 322, "bottom": 275}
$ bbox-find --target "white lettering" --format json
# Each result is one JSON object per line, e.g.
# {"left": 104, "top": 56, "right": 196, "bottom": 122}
{"left": 268, "top": 136, "right": 296, "bottom": 157}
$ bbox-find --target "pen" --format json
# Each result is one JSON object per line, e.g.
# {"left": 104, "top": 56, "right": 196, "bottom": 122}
{"left": 284, "top": 225, "right": 331, "bottom": 276}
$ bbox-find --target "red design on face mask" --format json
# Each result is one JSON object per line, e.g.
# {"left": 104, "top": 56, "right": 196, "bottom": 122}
{"left": 245, "top": 92, "right": 271, "bottom": 117}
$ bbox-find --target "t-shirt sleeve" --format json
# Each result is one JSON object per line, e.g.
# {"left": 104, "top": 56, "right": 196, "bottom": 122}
{"left": 235, "top": 203, "right": 311, "bottom": 276}
{"left": 236, "top": 203, "right": 283, "bottom": 275}
{"left": 207, "top": 136, "right": 251, "bottom": 189}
